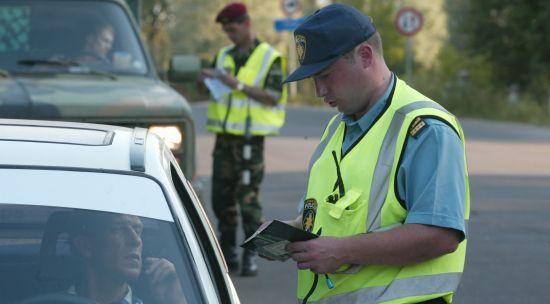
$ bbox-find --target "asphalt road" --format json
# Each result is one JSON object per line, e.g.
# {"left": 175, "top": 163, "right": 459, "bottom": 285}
{"left": 192, "top": 103, "right": 550, "bottom": 304}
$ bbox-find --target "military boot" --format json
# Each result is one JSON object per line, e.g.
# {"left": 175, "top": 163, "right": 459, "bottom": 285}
{"left": 222, "top": 246, "right": 239, "bottom": 272}
{"left": 240, "top": 249, "right": 258, "bottom": 277}
{"left": 220, "top": 232, "right": 239, "bottom": 272}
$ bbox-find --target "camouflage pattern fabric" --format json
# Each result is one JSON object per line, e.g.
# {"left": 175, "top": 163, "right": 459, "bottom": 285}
{"left": 212, "top": 134, "right": 264, "bottom": 249}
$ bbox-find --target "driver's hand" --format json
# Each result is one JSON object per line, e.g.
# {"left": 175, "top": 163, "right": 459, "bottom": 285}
{"left": 143, "top": 257, "right": 187, "bottom": 304}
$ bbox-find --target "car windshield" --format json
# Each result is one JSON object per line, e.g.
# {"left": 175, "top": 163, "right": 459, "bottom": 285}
{"left": 0, "top": 0, "right": 148, "bottom": 76}
{"left": 0, "top": 169, "right": 203, "bottom": 304}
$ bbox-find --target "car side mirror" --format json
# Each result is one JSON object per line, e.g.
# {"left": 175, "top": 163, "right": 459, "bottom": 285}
{"left": 168, "top": 54, "right": 201, "bottom": 83}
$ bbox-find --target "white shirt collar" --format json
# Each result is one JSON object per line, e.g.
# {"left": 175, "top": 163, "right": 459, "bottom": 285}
{"left": 67, "top": 284, "right": 133, "bottom": 303}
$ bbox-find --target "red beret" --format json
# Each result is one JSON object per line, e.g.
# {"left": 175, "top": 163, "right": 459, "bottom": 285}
{"left": 215, "top": 2, "right": 248, "bottom": 24}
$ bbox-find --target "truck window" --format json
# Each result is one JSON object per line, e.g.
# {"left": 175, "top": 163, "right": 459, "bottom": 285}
{"left": 0, "top": 0, "right": 148, "bottom": 75}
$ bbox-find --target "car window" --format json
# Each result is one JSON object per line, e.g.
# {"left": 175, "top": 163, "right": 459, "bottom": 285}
{"left": 0, "top": 0, "right": 148, "bottom": 76}
{"left": 169, "top": 164, "right": 232, "bottom": 302}
{"left": 0, "top": 169, "right": 206, "bottom": 304}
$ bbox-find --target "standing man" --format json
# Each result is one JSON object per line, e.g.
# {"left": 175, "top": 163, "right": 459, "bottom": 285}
{"left": 199, "top": 2, "right": 287, "bottom": 277}
{"left": 279, "top": 4, "right": 469, "bottom": 303}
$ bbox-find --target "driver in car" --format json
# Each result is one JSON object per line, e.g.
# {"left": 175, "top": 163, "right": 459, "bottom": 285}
{"left": 78, "top": 21, "right": 115, "bottom": 65}
{"left": 68, "top": 211, "right": 187, "bottom": 304}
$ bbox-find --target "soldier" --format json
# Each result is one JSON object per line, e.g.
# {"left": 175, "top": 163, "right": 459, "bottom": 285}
{"left": 198, "top": 2, "right": 287, "bottom": 276}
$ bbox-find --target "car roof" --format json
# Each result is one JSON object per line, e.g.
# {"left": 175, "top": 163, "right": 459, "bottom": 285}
{"left": 0, "top": 119, "right": 166, "bottom": 173}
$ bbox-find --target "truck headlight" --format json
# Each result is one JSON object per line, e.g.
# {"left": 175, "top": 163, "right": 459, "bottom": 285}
{"left": 149, "top": 125, "right": 182, "bottom": 150}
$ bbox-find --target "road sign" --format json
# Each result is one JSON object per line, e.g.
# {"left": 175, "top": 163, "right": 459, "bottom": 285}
{"left": 281, "top": 0, "right": 300, "bottom": 17}
{"left": 274, "top": 17, "right": 305, "bottom": 32}
{"left": 395, "top": 7, "right": 423, "bottom": 37}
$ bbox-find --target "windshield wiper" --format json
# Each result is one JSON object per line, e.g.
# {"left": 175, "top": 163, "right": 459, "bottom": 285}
{"left": 18, "top": 58, "right": 79, "bottom": 67}
{"left": 17, "top": 59, "right": 117, "bottom": 80}
{"left": 66, "top": 66, "right": 118, "bottom": 80}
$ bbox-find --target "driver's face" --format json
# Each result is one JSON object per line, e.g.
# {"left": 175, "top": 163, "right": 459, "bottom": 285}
{"left": 89, "top": 28, "right": 115, "bottom": 57}
{"left": 90, "top": 215, "right": 143, "bottom": 281}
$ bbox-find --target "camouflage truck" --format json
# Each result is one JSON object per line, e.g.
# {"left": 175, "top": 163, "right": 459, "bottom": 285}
{"left": 0, "top": 0, "right": 200, "bottom": 181}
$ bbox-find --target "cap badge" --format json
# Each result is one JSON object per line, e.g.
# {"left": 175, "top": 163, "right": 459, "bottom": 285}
{"left": 295, "top": 35, "right": 307, "bottom": 64}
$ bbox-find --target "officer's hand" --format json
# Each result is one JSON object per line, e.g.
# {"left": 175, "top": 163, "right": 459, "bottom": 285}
{"left": 198, "top": 68, "right": 215, "bottom": 82}
{"left": 216, "top": 72, "right": 239, "bottom": 88}
{"left": 287, "top": 237, "right": 344, "bottom": 273}
{"left": 143, "top": 257, "right": 187, "bottom": 304}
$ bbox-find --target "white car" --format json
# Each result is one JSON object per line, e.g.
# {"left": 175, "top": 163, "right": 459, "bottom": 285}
{"left": 0, "top": 119, "right": 240, "bottom": 304}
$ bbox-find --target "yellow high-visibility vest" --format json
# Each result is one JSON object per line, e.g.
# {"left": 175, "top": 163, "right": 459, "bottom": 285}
{"left": 207, "top": 42, "right": 287, "bottom": 136}
{"left": 298, "top": 77, "right": 470, "bottom": 303}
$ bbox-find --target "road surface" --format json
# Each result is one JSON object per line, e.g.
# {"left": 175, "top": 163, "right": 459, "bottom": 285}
{"left": 192, "top": 103, "right": 550, "bottom": 303}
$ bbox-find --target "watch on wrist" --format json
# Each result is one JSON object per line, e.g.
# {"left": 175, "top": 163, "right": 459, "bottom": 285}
{"left": 236, "top": 82, "right": 245, "bottom": 91}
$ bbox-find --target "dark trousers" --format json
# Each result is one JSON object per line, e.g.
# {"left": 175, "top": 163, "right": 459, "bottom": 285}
{"left": 211, "top": 134, "right": 264, "bottom": 249}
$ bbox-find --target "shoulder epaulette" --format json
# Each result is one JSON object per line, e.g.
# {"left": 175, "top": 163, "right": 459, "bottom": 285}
{"left": 409, "top": 117, "right": 428, "bottom": 138}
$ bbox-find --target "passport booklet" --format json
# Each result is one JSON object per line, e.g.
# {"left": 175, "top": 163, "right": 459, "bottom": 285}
{"left": 240, "top": 220, "right": 317, "bottom": 261}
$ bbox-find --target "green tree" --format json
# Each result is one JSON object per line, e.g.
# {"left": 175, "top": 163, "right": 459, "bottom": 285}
{"left": 338, "top": 0, "right": 406, "bottom": 73}
{"left": 453, "top": 0, "right": 550, "bottom": 102}
{"left": 141, "top": 0, "right": 177, "bottom": 69}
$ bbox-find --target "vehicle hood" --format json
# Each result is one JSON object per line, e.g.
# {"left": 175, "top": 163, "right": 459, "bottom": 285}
{"left": 0, "top": 75, "right": 191, "bottom": 120}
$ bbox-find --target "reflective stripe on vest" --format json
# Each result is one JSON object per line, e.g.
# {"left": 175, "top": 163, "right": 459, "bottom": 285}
{"left": 207, "top": 43, "right": 287, "bottom": 136}
{"left": 313, "top": 272, "right": 462, "bottom": 304}
{"left": 213, "top": 45, "right": 276, "bottom": 94}
{"left": 210, "top": 97, "right": 286, "bottom": 112}
{"left": 306, "top": 113, "right": 343, "bottom": 180}
{"left": 206, "top": 118, "right": 282, "bottom": 134}
{"left": 365, "top": 101, "right": 449, "bottom": 232}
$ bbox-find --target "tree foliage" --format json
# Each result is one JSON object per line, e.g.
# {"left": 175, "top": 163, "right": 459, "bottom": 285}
{"left": 138, "top": 0, "right": 550, "bottom": 121}
{"left": 451, "top": 0, "right": 550, "bottom": 101}
{"left": 145, "top": 0, "right": 288, "bottom": 67}
{"left": 141, "top": 0, "right": 176, "bottom": 69}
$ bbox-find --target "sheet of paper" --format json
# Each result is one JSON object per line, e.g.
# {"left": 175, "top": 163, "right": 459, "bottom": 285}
{"left": 204, "top": 78, "right": 232, "bottom": 100}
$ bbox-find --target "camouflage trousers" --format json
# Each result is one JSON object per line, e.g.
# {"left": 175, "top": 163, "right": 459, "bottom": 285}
{"left": 212, "top": 134, "right": 264, "bottom": 249}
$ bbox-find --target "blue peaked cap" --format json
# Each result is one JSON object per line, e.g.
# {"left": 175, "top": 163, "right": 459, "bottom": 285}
{"left": 283, "top": 4, "right": 376, "bottom": 83}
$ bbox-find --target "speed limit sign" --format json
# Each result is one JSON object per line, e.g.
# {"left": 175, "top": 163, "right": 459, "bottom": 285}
{"left": 281, "top": 0, "right": 300, "bottom": 17}
{"left": 395, "top": 7, "right": 423, "bottom": 36}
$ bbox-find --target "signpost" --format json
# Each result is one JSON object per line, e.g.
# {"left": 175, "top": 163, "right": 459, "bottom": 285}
{"left": 274, "top": 18, "right": 305, "bottom": 32}
{"left": 395, "top": 7, "right": 423, "bottom": 83}
{"left": 277, "top": 0, "right": 302, "bottom": 97}
{"left": 281, "top": 0, "right": 300, "bottom": 17}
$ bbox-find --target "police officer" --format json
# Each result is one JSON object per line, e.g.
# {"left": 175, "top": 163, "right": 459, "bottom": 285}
{"left": 276, "top": 4, "right": 469, "bottom": 303}
{"left": 198, "top": 2, "right": 287, "bottom": 276}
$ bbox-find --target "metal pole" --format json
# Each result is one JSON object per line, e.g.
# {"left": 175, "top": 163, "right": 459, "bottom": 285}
{"left": 242, "top": 104, "right": 252, "bottom": 186}
{"left": 405, "top": 37, "right": 413, "bottom": 83}
{"left": 288, "top": 32, "right": 297, "bottom": 98}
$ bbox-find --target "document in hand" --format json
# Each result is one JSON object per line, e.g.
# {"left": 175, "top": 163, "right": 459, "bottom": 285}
{"left": 240, "top": 220, "right": 318, "bottom": 261}
{"left": 204, "top": 77, "right": 232, "bottom": 100}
